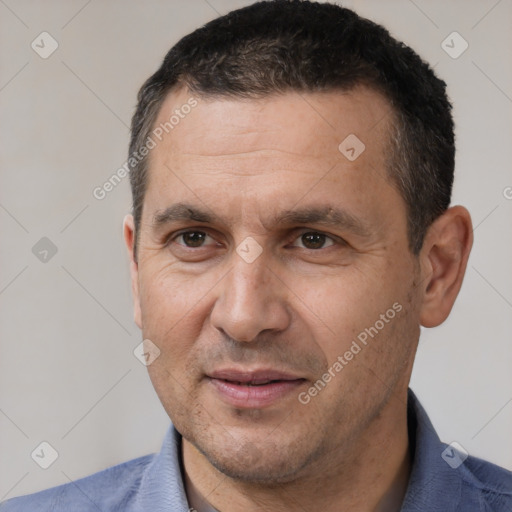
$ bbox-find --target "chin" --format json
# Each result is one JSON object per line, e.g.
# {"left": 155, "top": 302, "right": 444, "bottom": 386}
{"left": 208, "top": 453, "right": 301, "bottom": 484}
{"left": 192, "top": 428, "right": 322, "bottom": 484}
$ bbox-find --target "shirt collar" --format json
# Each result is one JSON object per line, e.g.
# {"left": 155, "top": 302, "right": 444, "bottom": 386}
{"left": 135, "top": 424, "right": 190, "bottom": 512}
{"left": 135, "top": 389, "right": 460, "bottom": 511}
{"left": 400, "top": 388, "right": 462, "bottom": 511}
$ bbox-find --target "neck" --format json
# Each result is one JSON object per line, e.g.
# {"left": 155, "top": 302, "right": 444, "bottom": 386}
{"left": 183, "top": 393, "right": 411, "bottom": 512}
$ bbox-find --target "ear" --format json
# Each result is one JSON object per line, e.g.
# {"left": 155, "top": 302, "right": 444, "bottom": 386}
{"left": 419, "top": 206, "right": 473, "bottom": 328}
{"left": 123, "top": 214, "right": 142, "bottom": 329}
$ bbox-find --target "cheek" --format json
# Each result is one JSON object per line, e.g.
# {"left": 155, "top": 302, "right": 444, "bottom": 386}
{"left": 296, "top": 262, "right": 415, "bottom": 363}
{"left": 138, "top": 263, "right": 210, "bottom": 326}
{"left": 292, "top": 272, "right": 386, "bottom": 353}
{"left": 137, "top": 266, "right": 214, "bottom": 367}
{"left": 140, "top": 274, "right": 211, "bottom": 423}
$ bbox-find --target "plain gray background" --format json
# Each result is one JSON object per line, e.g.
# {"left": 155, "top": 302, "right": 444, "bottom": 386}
{"left": 1, "top": 0, "right": 511, "bottom": 500}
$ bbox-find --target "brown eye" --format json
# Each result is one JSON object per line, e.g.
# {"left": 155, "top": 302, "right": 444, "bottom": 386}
{"left": 293, "top": 232, "right": 334, "bottom": 250}
{"left": 175, "top": 231, "right": 210, "bottom": 247}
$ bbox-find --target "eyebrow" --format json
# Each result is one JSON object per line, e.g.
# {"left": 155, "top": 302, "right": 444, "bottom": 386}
{"left": 152, "top": 202, "right": 371, "bottom": 237}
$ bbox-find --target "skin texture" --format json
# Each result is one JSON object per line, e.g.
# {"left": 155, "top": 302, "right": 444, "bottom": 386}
{"left": 123, "top": 86, "right": 473, "bottom": 511}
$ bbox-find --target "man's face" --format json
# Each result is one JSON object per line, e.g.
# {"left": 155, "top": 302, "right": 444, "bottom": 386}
{"left": 126, "top": 87, "right": 423, "bottom": 482}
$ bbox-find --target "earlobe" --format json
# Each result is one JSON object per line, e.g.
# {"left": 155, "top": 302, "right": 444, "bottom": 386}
{"left": 123, "top": 214, "right": 143, "bottom": 330}
{"left": 419, "top": 206, "right": 473, "bottom": 328}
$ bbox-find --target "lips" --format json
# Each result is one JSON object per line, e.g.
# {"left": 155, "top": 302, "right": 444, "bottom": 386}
{"left": 208, "top": 368, "right": 306, "bottom": 408}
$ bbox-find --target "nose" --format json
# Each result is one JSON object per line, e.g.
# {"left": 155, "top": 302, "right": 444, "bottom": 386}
{"left": 210, "top": 249, "right": 291, "bottom": 342}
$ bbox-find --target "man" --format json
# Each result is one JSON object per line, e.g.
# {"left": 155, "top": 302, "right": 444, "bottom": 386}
{"left": 2, "top": 0, "right": 511, "bottom": 510}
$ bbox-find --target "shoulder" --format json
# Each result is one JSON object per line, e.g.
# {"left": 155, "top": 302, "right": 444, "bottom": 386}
{"left": 0, "top": 453, "right": 155, "bottom": 512}
{"left": 459, "top": 453, "right": 512, "bottom": 510}
{"left": 404, "top": 389, "right": 512, "bottom": 511}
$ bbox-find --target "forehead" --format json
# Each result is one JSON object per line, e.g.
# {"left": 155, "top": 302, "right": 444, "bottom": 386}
{"left": 142, "top": 86, "right": 403, "bottom": 233}
{"left": 151, "top": 85, "right": 392, "bottom": 164}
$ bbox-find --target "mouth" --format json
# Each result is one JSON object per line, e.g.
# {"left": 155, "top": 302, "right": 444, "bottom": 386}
{"left": 207, "top": 369, "right": 307, "bottom": 408}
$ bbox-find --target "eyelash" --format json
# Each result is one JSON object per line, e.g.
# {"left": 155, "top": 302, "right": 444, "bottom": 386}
{"left": 168, "top": 229, "right": 339, "bottom": 251}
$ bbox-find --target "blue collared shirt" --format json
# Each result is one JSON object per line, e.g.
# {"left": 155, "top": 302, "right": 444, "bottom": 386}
{"left": 2, "top": 389, "right": 511, "bottom": 511}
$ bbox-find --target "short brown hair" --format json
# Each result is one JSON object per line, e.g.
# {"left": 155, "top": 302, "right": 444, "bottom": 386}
{"left": 129, "top": 0, "right": 454, "bottom": 258}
